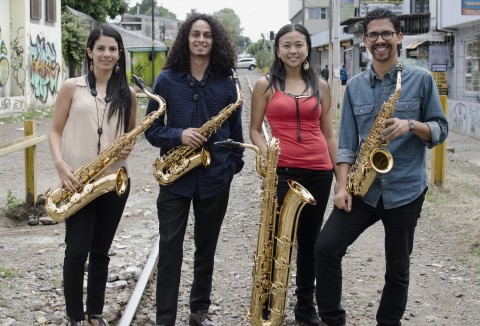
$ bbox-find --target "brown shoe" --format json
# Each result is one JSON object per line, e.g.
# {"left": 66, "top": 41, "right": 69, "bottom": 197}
{"left": 189, "top": 310, "right": 216, "bottom": 326}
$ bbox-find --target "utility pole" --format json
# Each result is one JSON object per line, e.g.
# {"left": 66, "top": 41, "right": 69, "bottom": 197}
{"left": 331, "top": 0, "right": 341, "bottom": 117}
{"left": 302, "top": 0, "right": 305, "bottom": 26}
{"left": 151, "top": 0, "right": 155, "bottom": 86}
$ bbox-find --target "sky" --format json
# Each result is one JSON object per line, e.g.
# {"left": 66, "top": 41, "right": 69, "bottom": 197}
{"left": 129, "top": 0, "right": 290, "bottom": 41}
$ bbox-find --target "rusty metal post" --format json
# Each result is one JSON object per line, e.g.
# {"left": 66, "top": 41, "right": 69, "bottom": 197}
{"left": 430, "top": 95, "right": 447, "bottom": 187}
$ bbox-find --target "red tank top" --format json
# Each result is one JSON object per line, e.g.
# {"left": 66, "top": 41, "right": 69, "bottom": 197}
{"left": 265, "top": 91, "right": 333, "bottom": 170}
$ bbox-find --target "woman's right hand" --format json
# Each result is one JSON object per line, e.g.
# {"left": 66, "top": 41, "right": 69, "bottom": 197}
{"left": 55, "top": 160, "right": 81, "bottom": 192}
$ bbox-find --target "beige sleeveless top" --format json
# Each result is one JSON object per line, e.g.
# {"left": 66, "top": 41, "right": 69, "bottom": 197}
{"left": 62, "top": 76, "right": 128, "bottom": 175}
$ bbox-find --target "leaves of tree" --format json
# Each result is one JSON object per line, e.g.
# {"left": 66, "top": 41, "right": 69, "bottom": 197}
{"left": 62, "top": 0, "right": 128, "bottom": 22}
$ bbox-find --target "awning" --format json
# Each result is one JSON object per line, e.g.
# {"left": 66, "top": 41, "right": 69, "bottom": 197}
{"left": 405, "top": 41, "right": 428, "bottom": 50}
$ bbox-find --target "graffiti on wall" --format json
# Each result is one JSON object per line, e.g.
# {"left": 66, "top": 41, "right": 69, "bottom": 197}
{"left": 0, "top": 96, "right": 25, "bottom": 112}
{"left": 0, "top": 27, "right": 10, "bottom": 96}
{"left": 448, "top": 100, "right": 480, "bottom": 139}
{"left": 28, "top": 34, "right": 60, "bottom": 103}
{"left": 11, "top": 27, "right": 25, "bottom": 95}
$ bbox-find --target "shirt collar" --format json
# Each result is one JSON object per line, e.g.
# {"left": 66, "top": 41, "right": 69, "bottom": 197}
{"left": 369, "top": 63, "right": 400, "bottom": 87}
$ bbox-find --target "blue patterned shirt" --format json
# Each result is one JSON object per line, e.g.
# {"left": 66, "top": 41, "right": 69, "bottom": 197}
{"left": 337, "top": 64, "right": 448, "bottom": 209}
{"left": 145, "top": 69, "right": 244, "bottom": 199}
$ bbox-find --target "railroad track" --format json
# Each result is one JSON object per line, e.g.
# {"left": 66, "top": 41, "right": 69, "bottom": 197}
{"left": 115, "top": 70, "right": 259, "bottom": 326}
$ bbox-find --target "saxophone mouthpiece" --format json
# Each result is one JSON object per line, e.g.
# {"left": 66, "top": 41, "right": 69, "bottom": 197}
{"left": 132, "top": 75, "right": 145, "bottom": 90}
{"left": 214, "top": 139, "right": 240, "bottom": 148}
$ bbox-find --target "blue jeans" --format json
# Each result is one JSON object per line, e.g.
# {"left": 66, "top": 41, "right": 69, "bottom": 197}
{"left": 315, "top": 189, "right": 426, "bottom": 326}
{"left": 155, "top": 184, "right": 230, "bottom": 325}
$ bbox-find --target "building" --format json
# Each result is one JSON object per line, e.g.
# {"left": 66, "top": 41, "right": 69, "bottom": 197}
{"left": 290, "top": 0, "right": 480, "bottom": 139}
{"left": 119, "top": 14, "right": 181, "bottom": 43}
{"left": 0, "top": 0, "right": 62, "bottom": 116}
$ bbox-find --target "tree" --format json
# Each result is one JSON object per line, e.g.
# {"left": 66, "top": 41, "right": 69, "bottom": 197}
{"left": 127, "top": 0, "right": 176, "bottom": 19}
{"left": 62, "top": 0, "right": 128, "bottom": 22}
{"left": 61, "top": 11, "right": 89, "bottom": 77}
{"left": 213, "top": 8, "right": 243, "bottom": 50}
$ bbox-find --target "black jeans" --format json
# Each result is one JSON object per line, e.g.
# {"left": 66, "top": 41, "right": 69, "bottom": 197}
{"left": 155, "top": 184, "right": 230, "bottom": 325}
{"left": 315, "top": 190, "right": 426, "bottom": 326}
{"left": 64, "top": 181, "right": 130, "bottom": 321}
{"left": 277, "top": 167, "right": 333, "bottom": 304}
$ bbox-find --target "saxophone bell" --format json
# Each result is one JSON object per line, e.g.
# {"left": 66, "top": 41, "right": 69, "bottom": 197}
{"left": 370, "top": 148, "right": 393, "bottom": 173}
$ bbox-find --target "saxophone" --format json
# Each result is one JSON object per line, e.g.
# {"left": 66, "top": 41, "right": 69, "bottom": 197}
{"left": 347, "top": 63, "right": 403, "bottom": 197}
{"left": 215, "top": 138, "right": 316, "bottom": 326}
{"left": 45, "top": 75, "right": 166, "bottom": 221}
{"left": 153, "top": 69, "right": 242, "bottom": 185}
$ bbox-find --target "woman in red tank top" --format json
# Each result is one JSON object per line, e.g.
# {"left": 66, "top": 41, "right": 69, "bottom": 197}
{"left": 250, "top": 24, "right": 338, "bottom": 326}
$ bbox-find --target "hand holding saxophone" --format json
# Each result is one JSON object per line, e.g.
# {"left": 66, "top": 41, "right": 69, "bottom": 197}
{"left": 181, "top": 128, "right": 207, "bottom": 149}
{"left": 117, "top": 144, "right": 134, "bottom": 160}
{"left": 380, "top": 118, "right": 411, "bottom": 141}
{"left": 55, "top": 160, "right": 81, "bottom": 192}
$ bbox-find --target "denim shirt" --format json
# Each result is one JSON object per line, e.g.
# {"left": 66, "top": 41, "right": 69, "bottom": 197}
{"left": 145, "top": 69, "right": 244, "bottom": 199}
{"left": 337, "top": 64, "right": 448, "bottom": 209}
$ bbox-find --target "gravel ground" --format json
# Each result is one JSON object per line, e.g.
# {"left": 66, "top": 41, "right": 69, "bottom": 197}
{"left": 1, "top": 71, "right": 480, "bottom": 326}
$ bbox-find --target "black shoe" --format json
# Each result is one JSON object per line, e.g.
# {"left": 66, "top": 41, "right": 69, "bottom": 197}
{"left": 67, "top": 320, "right": 84, "bottom": 326}
{"left": 294, "top": 302, "right": 321, "bottom": 326}
{"left": 189, "top": 310, "right": 217, "bottom": 326}
{"left": 86, "top": 315, "right": 107, "bottom": 326}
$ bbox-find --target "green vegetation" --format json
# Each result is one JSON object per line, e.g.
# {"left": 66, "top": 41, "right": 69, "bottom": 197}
{"left": 5, "top": 190, "right": 21, "bottom": 209}
{"left": 0, "top": 267, "right": 15, "bottom": 278}
{"left": 0, "top": 105, "right": 52, "bottom": 124}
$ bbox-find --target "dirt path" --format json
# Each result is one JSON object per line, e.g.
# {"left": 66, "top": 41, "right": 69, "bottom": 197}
{"left": 1, "top": 71, "right": 480, "bottom": 326}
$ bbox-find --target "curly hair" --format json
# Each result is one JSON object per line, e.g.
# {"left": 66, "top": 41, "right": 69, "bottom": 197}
{"left": 164, "top": 14, "right": 236, "bottom": 76}
{"left": 362, "top": 8, "right": 401, "bottom": 34}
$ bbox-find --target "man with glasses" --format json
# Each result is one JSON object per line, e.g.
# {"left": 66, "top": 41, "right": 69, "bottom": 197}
{"left": 314, "top": 8, "right": 448, "bottom": 326}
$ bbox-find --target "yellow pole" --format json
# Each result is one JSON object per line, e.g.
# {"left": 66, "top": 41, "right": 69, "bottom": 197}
{"left": 430, "top": 95, "right": 447, "bottom": 187}
{"left": 24, "top": 120, "right": 37, "bottom": 206}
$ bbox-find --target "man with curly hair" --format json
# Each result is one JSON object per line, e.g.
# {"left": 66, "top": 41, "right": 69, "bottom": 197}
{"left": 145, "top": 13, "right": 244, "bottom": 326}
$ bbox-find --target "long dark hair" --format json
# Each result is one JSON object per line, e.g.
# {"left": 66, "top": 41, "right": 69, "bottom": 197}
{"left": 84, "top": 24, "right": 131, "bottom": 134}
{"left": 268, "top": 24, "right": 320, "bottom": 106}
{"left": 164, "top": 13, "right": 236, "bottom": 76}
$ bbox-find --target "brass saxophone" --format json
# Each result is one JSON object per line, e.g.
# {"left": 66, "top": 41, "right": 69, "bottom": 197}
{"left": 153, "top": 69, "right": 242, "bottom": 185}
{"left": 45, "top": 75, "right": 166, "bottom": 221}
{"left": 215, "top": 138, "right": 316, "bottom": 326}
{"left": 347, "top": 63, "right": 403, "bottom": 197}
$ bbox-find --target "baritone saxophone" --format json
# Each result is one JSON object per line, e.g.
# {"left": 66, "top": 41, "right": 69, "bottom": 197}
{"left": 153, "top": 69, "right": 242, "bottom": 185}
{"left": 215, "top": 138, "right": 316, "bottom": 326}
{"left": 347, "top": 63, "right": 403, "bottom": 197}
{"left": 45, "top": 75, "right": 166, "bottom": 221}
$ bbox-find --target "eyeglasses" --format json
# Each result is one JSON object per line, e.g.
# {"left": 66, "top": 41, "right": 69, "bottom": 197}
{"left": 364, "top": 31, "right": 398, "bottom": 42}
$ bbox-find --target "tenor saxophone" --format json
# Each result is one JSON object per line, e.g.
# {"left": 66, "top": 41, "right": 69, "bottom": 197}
{"left": 215, "top": 138, "right": 316, "bottom": 326}
{"left": 347, "top": 63, "right": 403, "bottom": 197}
{"left": 45, "top": 75, "right": 166, "bottom": 221}
{"left": 153, "top": 69, "right": 242, "bottom": 185}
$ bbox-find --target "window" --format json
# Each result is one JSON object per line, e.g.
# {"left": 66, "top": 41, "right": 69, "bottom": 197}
{"left": 308, "top": 7, "right": 328, "bottom": 20}
{"left": 31, "top": 0, "right": 41, "bottom": 20}
{"left": 465, "top": 38, "right": 480, "bottom": 92}
{"left": 46, "top": 0, "right": 56, "bottom": 22}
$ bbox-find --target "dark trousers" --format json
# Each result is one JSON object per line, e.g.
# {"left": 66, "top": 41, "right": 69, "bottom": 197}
{"left": 277, "top": 167, "right": 333, "bottom": 304}
{"left": 155, "top": 184, "right": 230, "bottom": 325}
{"left": 64, "top": 181, "right": 130, "bottom": 321}
{"left": 315, "top": 190, "right": 426, "bottom": 326}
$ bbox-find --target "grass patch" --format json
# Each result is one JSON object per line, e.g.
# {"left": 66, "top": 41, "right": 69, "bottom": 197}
{"left": 0, "top": 267, "right": 15, "bottom": 278}
{"left": 0, "top": 104, "right": 53, "bottom": 124}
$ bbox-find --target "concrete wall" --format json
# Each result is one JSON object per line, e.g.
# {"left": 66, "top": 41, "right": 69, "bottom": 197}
{"left": 0, "top": 0, "right": 63, "bottom": 117}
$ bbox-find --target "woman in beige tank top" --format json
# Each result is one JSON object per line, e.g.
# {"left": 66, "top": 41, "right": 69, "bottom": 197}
{"left": 48, "top": 24, "right": 137, "bottom": 326}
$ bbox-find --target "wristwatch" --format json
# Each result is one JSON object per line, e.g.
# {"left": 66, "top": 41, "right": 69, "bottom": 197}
{"left": 408, "top": 119, "right": 415, "bottom": 131}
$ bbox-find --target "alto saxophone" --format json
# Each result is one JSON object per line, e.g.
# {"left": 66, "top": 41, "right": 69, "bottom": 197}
{"left": 347, "top": 63, "right": 403, "bottom": 197}
{"left": 153, "top": 69, "right": 242, "bottom": 185}
{"left": 45, "top": 75, "right": 166, "bottom": 221}
{"left": 215, "top": 138, "right": 316, "bottom": 326}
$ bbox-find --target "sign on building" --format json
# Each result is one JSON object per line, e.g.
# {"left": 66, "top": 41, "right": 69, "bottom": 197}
{"left": 359, "top": 0, "right": 404, "bottom": 17}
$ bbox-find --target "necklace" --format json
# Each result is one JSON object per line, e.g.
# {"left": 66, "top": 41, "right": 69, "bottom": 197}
{"left": 95, "top": 97, "right": 108, "bottom": 155}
